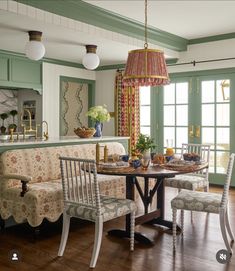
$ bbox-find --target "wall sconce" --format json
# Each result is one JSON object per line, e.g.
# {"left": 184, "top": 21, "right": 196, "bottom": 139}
{"left": 221, "top": 80, "right": 230, "bottom": 101}
{"left": 82, "top": 45, "right": 100, "bottom": 70}
{"left": 25, "top": 31, "right": 45, "bottom": 61}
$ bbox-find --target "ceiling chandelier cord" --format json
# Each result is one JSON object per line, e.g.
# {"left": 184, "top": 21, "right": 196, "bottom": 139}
{"left": 144, "top": 0, "right": 148, "bottom": 49}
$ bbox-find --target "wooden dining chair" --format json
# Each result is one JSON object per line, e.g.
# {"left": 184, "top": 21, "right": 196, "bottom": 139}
{"left": 58, "top": 157, "right": 136, "bottom": 268}
{"left": 165, "top": 143, "right": 211, "bottom": 192}
{"left": 171, "top": 153, "right": 235, "bottom": 254}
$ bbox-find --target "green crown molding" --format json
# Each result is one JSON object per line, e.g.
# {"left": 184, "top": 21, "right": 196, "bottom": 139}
{"left": 16, "top": 0, "right": 188, "bottom": 52}
{"left": 0, "top": 49, "right": 84, "bottom": 69}
{"left": 169, "top": 67, "right": 235, "bottom": 78}
{"left": 96, "top": 58, "right": 178, "bottom": 71}
{"left": 1, "top": 49, "right": 178, "bottom": 72}
{"left": 166, "top": 58, "right": 178, "bottom": 65}
{"left": 189, "top": 32, "right": 235, "bottom": 45}
{"left": 96, "top": 64, "right": 126, "bottom": 71}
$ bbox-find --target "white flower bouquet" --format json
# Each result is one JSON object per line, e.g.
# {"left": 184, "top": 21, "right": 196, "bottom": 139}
{"left": 86, "top": 105, "right": 111, "bottom": 123}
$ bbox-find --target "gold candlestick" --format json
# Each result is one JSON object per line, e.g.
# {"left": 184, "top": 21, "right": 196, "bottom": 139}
{"left": 104, "top": 145, "right": 108, "bottom": 163}
{"left": 96, "top": 143, "right": 100, "bottom": 164}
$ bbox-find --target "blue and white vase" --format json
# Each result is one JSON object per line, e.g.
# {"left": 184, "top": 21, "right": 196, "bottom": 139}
{"left": 94, "top": 121, "right": 103, "bottom": 137}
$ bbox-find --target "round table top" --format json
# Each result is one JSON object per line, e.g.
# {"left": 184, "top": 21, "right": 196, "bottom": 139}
{"left": 96, "top": 162, "right": 208, "bottom": 178}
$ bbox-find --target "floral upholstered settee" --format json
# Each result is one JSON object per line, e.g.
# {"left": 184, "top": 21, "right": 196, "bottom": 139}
{"left": 0, "top": 143, "right": 126, "bottom": 227}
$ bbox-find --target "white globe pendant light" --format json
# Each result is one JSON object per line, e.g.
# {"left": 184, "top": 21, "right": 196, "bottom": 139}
{"left": 82, "top": 45, "right": 100, "bottom": 70}
{"left": 25, "top": 31, "right": 45, "bottom": 61}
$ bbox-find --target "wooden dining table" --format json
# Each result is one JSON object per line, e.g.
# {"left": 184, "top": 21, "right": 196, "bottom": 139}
{"left": 97, "top": 162, "right": 208, "bottom": 245}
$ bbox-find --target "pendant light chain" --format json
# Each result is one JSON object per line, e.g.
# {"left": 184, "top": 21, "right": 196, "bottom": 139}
{"left": 144, "top": 0, "right": 148, "bottom": 49}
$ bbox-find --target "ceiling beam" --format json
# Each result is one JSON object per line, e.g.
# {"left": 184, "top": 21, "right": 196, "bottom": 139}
{"left": 16, "top": 0, "right": 188, "bottom": 52}
{"left": 189, "top": 32, "right": 235, "bottom": 45}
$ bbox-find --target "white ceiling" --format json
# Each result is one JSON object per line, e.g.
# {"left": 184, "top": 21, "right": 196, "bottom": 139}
{"left": 0, "top": 10, "right": 140, "bottom": 65}
{"left": 86, "top": 0, "right": 235, "bottom": 39}
{"left": 1, "top": 1, "right": 235, "bottom": 66}
{"left": 0, "top": 5, "right": 178, "bottom": 65}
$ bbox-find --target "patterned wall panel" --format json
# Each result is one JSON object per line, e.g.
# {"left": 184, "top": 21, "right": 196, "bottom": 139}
{"left": 61, "top": 80, "right": 88, "bottom": 136}
{"left": 0, "top": 89, "right": 18, "bottom": 129}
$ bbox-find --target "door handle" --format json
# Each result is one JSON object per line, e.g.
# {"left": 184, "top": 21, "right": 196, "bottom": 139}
{"left": 189, "top": 125, "right": 194, "bottom": 138}
{"left": 195, "top": 125, "right": 200, "bottom": 138}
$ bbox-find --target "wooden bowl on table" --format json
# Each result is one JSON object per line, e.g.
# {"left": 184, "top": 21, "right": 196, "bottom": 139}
{"left": 74, "top": 127, "right": 96, "bottom": 138}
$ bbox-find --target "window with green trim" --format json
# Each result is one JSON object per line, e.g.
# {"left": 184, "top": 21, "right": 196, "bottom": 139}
{"left": 201, "top": 79, "right": 230, "bottom": 174}
{"left": 163, "top": 82, "right": 189, "bottom": 152}
{"left": 140, "top": 86, "right": 151, "bottom": 136}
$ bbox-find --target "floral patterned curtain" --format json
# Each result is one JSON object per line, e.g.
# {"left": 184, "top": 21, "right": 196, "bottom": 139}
{"left": 115, "top": 70, "right": 140, "bottom": 154}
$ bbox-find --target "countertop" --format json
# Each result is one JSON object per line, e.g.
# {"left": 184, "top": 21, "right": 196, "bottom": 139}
{"left": 0, "top": 136, "right": 130, "bottom": 147}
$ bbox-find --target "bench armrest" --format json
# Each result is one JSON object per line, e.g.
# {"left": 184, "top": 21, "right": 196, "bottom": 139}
{"left": 0, "top": 174, "right": 32, "bottom": 197}
{"left": 0, "top": 174, "right": 32, "bottom": 182}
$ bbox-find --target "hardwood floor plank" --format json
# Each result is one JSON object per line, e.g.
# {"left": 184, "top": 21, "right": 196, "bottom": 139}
{"left": 0, "top": 186, "right": 235, "bottom": 270}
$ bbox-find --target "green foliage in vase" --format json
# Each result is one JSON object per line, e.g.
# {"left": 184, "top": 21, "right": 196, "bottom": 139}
{"left": 0, "top": 113, "right": 9, "bottom": 134}
{"left": 9, "top": 110, "right": 18, "bottom": 124}
{"left": 0, "top": 113, "right": 8, "bottom": 125}
{"left": 135, "top": 133, "right": 156, "bottom": 153}
{"left": 86, "top": 105, "right": 110, "bottom": 122}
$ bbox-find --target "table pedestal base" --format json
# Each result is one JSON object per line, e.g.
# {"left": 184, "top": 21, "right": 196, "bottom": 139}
{"left": 108, "top": 229, "right": 154, "bottom": 245}
{"left": 146, "top": 217, "right": 181, "bottom": 232}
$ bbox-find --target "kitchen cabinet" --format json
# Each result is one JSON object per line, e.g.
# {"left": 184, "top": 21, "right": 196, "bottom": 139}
{"left": 0, "top": 52, "right": 42, "bottom": 92}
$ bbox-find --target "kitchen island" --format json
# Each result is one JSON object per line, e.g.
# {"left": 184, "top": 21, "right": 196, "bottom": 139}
{"left": 0, "top": 136, "right": 130, "bottom": 154}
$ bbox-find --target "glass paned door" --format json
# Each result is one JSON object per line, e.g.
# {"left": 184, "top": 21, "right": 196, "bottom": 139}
{"left": 160, "top": 75, "right": 232, "bottom": 184}
{"left": 140, "top": 86, "right": 151, "bottom": 136}
{"left": 200, "top": 78, "right": 230, "bottom": 175}
{"left": 163, "top": 81, "right": 189, "bottom": 154}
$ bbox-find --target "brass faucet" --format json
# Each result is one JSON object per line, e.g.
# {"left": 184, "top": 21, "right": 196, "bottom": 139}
{"left": 21, "top": 109, "right": 39, "bottom": 139}
{"left": 41, "top": 120, "right": 49, "bottom": 140}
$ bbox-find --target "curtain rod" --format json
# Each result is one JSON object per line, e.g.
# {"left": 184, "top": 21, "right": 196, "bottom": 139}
{"left": 167, "top": 57, "right": 235, "bottom": 67}
{"left": 117, "top": 56, "right": 235, "bottom": 71}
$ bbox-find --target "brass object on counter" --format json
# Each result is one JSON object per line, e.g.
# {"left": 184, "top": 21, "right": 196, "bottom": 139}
{"left": 104, "top": 145, "right": 108, "bottom": 163}
{"left": 21, "top": 109, "right": 39, "bottom": 139}
{"left": 96, "top": 143, "right": 100, "bottom": 164}
{"left": 41, "top": 120, "right": 49, "bottom": 140}
{"left": 9, "top": 128, "right": 14, "bottom": 142}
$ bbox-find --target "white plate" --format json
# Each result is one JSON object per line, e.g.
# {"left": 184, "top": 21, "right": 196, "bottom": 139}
{"left": 100, "top": 162, "right": 129, "bottom": 169}
{"left": 167, "top": 161, "right": 195, "bottom": 167}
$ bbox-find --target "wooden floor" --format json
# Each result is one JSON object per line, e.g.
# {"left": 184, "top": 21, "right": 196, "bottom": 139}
{"left": 0, "top": 186, "right": 235, "bottom": 271}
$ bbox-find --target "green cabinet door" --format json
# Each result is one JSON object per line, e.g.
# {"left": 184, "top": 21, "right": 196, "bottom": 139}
{"left": 10, "top": 58, "right": 42, "bottom": 85}
{"left": 0, "top": 52, "right": 42, "bottom": 91}
{"left": 0, "top": 57, "right": 8, "bottom": 81}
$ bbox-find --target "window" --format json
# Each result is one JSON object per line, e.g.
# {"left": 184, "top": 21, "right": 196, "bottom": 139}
{"left": 163, "top": 82, "right": 189, "bottom": 152}
{"left": 201, "top": 79, "right": 230, "bottom": 174}
{"left": 140, "top": 86, "right": 151, "bottom": 135}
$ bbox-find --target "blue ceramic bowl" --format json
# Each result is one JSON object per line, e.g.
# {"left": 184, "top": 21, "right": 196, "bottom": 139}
{"left": 131, "top": 159, "right": 141, "bottom": 168}
{"left": 121, "top": 155, "right": 129, "bottom": 162}
{"left": 183, "top": 154, "right": 200, "bottom": 161}
{"left": 165, "top": 156, "right": 173, "bottom": 162}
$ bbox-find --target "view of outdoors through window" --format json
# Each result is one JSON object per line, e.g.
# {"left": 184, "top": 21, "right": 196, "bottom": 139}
{"left": 139, "top": 80, "right": 230, "bottom": 174}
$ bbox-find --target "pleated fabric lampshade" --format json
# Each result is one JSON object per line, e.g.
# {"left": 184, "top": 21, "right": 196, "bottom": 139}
{"left": 123, "top": 0, "right": 169, "bottom": 87}
{"left": 123, "top": 48, "right": 169, "bottom": 87}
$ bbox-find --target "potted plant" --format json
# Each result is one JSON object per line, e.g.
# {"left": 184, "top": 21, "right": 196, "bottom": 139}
{"left": 135, "top": 134, "right": 156, "bottom": 169}
{"left": 9, "top": 110, "right": 18, "bottom": 132}
{"left": 86, "top": 105, "right": 110, "bottom": 137}
{"left": 0, "top": 113, "right": 9, "bottom": 134}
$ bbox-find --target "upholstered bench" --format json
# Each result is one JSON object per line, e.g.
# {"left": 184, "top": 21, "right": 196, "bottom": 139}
{"left": 0, "top": 143, "right": 126, "bottom": 227}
